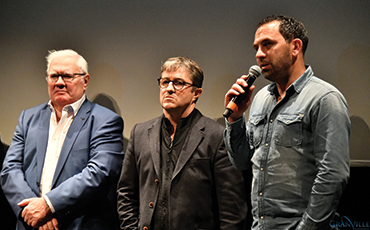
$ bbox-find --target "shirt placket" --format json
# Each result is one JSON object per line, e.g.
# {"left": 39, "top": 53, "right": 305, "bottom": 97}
{"left": 257, "top": 99, "right": 277, "bottom": 225}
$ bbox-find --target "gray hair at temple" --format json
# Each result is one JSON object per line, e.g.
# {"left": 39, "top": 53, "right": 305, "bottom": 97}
{"left": 160, "top": 57, "right": 204, "bottom": 89}
{"left": 46, "top": 49, "right": 89, "bottom": 74}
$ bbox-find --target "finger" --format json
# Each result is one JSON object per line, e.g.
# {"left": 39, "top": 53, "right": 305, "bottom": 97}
{"left": 30, "top": 220, "right": 36, "bottom": 228}
{"left": 21, "top": 207, "right": 28, "bottom": 218}
{"left": 227, "top": 87, "right": 241, "bottom": 96}
{"left": 225, "top": 89, "right": 240, "bottom": 106}
{"left": 236, "top": 78, "right": 249, "bottom": 88}
{"left": 240, "top": 74, "right": 249, "bottom": 80}
{"left": 52, "top": 218, "right": 59, "bottom": 230}
{"left": 46, "top": 220, "right": 54, "bottom": 230}
{"left": 231, "top": 82, "right": 246, "bottom": 94}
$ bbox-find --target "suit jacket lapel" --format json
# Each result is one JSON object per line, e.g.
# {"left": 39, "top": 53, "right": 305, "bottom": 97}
{"left": 148, "top": 117, "right": 161, "bottom": 178}
{"left": 172, "top": 115, "right": 205, "bottom": 180}
{"left": 36, "top": 104, "right": 51, "bottom": 181}
{"left": 52, "top": 100, "right": 92, "bottom": 186}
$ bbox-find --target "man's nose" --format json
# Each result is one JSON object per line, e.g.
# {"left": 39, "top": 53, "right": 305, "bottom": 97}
{"left": 55, "top": 76, "right": 66, "bottom": 84}
{"left": 166, "top": 81, "right": 175, "bottom": 91}
{"left": 255, "top": 47, "right": 266, "bottom": 59}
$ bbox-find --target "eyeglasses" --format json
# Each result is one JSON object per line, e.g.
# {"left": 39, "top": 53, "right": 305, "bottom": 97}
{"left": 46, "top": 73, "right": 86, "bottom": 82}
{"left": 157, "top": 78, "right": 196, "bottom": 90}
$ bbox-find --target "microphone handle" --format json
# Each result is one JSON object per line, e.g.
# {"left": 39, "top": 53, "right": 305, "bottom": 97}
{"left": 223, "top": 75, "right": 256, "bottom": 118}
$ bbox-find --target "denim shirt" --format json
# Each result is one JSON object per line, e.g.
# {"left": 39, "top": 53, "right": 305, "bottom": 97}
{"left": 224, "top": 66, "right": 350, "bottom": 230}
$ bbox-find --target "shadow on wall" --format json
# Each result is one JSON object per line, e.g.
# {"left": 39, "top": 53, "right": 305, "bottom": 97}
{"left": 349, "top": 116, "right": 370, "bottom": 165}
{"left": 92, "top": 93, "right": 128, "bottom": 151}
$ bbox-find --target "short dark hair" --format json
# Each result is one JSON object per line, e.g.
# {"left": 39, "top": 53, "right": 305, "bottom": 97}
{"left": 258, "top": 15, "right": 309, "bottom": 55}
{"left": 160, "top": 57, "right": 203, "bottom": 88}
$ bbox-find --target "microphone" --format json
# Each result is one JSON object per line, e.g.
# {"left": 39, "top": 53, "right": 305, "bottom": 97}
{"left": 223, "top": 65, "right": 262, "bottom": 118}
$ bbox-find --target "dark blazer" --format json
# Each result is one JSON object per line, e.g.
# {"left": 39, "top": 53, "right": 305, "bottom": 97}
{"left": 117, "top": 109, "right": 248, "bottom": 230}
{"left": 1, "top": 99, "right": 124, "bottom": 230}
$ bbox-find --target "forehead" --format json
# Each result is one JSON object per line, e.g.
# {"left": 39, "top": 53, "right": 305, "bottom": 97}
{"left": 161, "top": 67, "right": 191, "bottom": 80}
{"left": 49, "top": 55, "right": 80, "bottom": 73}
{"left": 253, "top": 21, "right": 283, "bottom": 44}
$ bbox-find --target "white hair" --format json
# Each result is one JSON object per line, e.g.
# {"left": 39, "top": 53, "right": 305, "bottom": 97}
{"left": 46, "top": 49, "right": 88, "bottom": 74}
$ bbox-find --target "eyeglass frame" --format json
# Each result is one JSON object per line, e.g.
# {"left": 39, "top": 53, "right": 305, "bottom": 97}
{"left": 157, "top": 78, "right": 198, "bottom": 90}
{"left": 46, "top": 73, "right": 86, "bottom": 83}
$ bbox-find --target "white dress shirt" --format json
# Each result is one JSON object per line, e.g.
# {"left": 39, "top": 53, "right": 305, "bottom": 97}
{"left": 40, "top": 95, "right": 86, "bottom": 212}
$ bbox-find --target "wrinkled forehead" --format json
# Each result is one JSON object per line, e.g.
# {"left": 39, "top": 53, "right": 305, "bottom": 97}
{"left": 161, "top": 67, "right": 191, "bottom": 80}
{"left": 161, "top": 66, "right": 190, "bottom": 76}
{"left": 48, "top": 55, "right": 80, "bottom": 73}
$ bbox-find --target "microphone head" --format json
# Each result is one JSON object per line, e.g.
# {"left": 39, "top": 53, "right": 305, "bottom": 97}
{"left": 249, "top": 65, "right": 262, "bottom": 78}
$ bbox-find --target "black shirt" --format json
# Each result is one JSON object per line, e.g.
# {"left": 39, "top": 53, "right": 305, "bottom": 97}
{"left": 152, "top": 109, "right": 200, "bottom": 230}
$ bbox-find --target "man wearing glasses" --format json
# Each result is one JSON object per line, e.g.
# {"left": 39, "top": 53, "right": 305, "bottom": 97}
{"left": 1, "top": 49, "right": 124, "bottom": 230}
{"left": 117, "top": 57, "right": 248, "bottom": 230}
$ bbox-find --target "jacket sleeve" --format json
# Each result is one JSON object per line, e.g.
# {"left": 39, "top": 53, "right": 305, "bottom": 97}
{"left": 0, "top": 110, "right": 39, "bottom": 218}
{"left": 215, "top": 125, "right": 249, "bottom": 229}
{"left": 117, "top": 124, "right": 140, "bottom": 230}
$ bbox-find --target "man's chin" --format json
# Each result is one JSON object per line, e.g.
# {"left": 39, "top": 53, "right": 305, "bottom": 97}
{"left": 162, "top": 104, "right": 177, "bottom": 111}
{"left": 262, "top": 70, "right": 273, "bottom": 81}
{"left": 52, "top": 97, "right": 71, "bottom": 107}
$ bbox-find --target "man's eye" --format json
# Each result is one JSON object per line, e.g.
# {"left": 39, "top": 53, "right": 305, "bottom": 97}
{"left": 50, "top": 74, "right": 59, "bottom": 79}
{"left": 173, "top": 80, "right": 184, "bottom": 86}
{"left": 62, "top": 74, "right": 73, "bottom": 80}
{"left": 263, "top": 42, "right": 273, "bottom": 48}
{"left": 162, "top": 80, "right": 170, "bottom": 84}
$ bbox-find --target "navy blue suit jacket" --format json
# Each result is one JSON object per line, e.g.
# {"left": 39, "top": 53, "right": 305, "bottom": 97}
{"left": 1, "top": 99, "right": 124, "bottom": 230}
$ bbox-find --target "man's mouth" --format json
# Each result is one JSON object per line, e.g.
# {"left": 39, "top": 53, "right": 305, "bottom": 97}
{"left": 260, "top": 63, "right": 270, "bottom": 71}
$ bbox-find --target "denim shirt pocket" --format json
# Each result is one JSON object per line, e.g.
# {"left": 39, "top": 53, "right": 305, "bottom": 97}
{"left": 248, "top": 114, "right": 266, "bottom": 148}
{"left": 274, "top": 113, "right": 304, "bottom": 147}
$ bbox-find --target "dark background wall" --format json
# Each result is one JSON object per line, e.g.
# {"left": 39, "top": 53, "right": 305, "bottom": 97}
{"left": 0, "top": 1, "right": 369, "bottom": 227}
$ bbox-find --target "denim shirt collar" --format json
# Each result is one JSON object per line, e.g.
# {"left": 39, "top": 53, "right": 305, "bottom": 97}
{"left": 267, "top": 65, "right": 313, "bottom": 96}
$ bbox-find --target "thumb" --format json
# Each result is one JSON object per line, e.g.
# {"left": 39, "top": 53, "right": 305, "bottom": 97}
{"left": 17, "top": 198, "right": 31, "bottom": 207}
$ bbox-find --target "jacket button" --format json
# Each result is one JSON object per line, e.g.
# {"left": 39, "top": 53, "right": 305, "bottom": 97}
{"left": 143, "top": 227, "right": 148, "bottom": 230}
{"left": 36, "top": 182, "right": 40, "bottom": 187}
{"left": 154, "top": 179, "right": 159, "bottom": 184}
{"left": 149, "top": 202, "right": 154, "bottom": 208}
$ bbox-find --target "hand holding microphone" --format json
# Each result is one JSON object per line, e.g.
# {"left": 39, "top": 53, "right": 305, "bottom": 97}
{"left": 223, "top": 65, "right": 262, "bottom": 119}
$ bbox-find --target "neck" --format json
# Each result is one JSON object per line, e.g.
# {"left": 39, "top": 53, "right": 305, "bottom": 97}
{"left": 51, "top": 103, "right": 65, "bottom": 123}
{"left": 163, "top": 105, "right": 195, "bottom": 137}
{"left": 276, "top": 61, "right": 306, "bottom": 101}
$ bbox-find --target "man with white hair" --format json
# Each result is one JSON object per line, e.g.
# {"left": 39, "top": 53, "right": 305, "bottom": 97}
{"left": 1, "top": 49, "right": 124, "bottom": 230}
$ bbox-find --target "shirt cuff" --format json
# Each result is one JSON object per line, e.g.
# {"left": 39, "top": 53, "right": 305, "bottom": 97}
{"left": 43, "top": 195, "right": 56, "bottom": 213}
{"left": 225, "top": 114, "right": 246, "bottom": 134}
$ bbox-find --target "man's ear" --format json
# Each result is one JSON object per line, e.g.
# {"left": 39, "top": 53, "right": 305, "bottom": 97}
{"left": 193, "top": 88, "right": 203, "bottom": 103}
{"left": 83, "top": 74, "right": 90, "bottom": 90}
{"left": 291, "top": 38, "right": 303, "bottom": 57}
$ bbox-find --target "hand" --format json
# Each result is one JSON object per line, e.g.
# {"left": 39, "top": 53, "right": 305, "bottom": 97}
{"left": 38, "top": 218, "right": 59, "bottom": 230}
{"left": 225, "top": 75, "right": 255, "bottom": 123}
{"left": 18, "top": 197, "right": 53, "bottom": 228}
